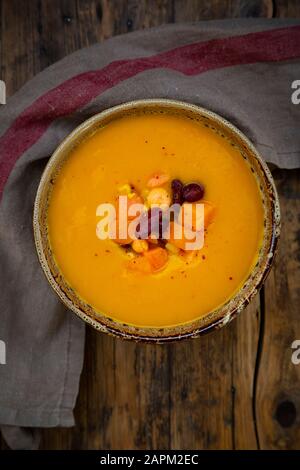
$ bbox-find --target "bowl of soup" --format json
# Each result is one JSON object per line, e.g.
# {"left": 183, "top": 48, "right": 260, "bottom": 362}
{"left": 33, "top": 99, "right": 280, "bottom": 342}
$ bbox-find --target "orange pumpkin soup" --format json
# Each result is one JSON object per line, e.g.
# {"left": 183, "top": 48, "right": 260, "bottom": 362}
{"left": 47, "top": 112, "right": 264, "bottom": 327}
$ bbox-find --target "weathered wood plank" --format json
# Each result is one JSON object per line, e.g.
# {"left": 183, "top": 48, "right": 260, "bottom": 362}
{"left": 170, "top": 334, "right": 225, "bottom": 449}
{"left": 170, "top": 331, "right": 235, "bottom": 449}
{"left": 275, "top": 0, "right": 300, "bottom": 17}
{"left": 232, "top": 297, "right": 260, "bottom": 449}
{"left": 0, "top": 0, "right": 40, "bottom": 95}
{"left": 254, "top": 0, "right": 300, "bottom": 451}
{"left": 171, "top": 1, "right": 263, "bottom": 450}
{"left": 256, "top": 170, "right": 300, "bottom": 449}
{"left": 170, "top": 297, "right": 260, "bottom": 450}
{"left": 30, "top": 0, "right": 174, "bottom": 451}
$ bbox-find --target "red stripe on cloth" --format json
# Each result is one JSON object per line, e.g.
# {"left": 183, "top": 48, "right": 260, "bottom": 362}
{"left": 1, "top": 25, "right": 300, "bottom": 200}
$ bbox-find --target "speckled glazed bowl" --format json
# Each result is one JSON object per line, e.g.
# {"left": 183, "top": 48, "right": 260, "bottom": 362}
{"left": 33, "top": 99, "right": 280, "bottom": 343}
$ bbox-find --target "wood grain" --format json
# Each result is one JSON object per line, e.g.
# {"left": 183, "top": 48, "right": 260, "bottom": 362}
{"left": 173, "top": 0, "right": 273, "bottom": 20}
{"left": 275, "top": 0, "right": 300, "bottom": 17}
{"left": 0, "top": 0, "right": 299, "bottom": 450}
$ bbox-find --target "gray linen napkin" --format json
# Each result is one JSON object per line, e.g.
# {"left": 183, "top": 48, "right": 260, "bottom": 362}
{"left": 0, "top": 19, "right": 300, "bottom": 449}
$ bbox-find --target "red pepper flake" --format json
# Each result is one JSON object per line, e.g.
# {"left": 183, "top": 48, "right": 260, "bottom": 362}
{"left": 229, "top": 276, "right": 233, "bottom": 280}
{"left": 94, "top": 253, "right": 98, "bottom": 257}
{"left": 202, "top": 255, "right": 206, "bottom": 260}
{"left": 162, "top": 146, "right": 166, "bottom": 150}
{"left": 105, "top": 250, "right": 111, "bottom": 254}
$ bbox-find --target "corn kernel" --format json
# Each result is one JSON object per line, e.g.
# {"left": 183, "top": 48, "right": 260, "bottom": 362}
{"left": 127, "top": 191, "right": 136, "bottom": 199}
{"left": 165, "top": 242, "right": 180, "bottom": 254}
{"left": 132, "top": 239, "right": 149, "bottom": 253}
{"left": 117, "top": 183, "right": 131, "bottom": 195}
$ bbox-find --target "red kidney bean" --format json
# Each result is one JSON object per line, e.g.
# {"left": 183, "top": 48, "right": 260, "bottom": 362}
{"left": 182, "top": 183, "right": 204, "bottom": 202}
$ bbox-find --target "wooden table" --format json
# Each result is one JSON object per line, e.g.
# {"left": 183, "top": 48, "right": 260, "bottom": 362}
{"left": 1, "top": 0, "right": 299, "bottom": 450}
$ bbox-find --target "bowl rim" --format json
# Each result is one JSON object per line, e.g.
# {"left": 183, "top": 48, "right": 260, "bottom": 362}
{"left": 33, "top": 98, "right": 280, "bottom": 343}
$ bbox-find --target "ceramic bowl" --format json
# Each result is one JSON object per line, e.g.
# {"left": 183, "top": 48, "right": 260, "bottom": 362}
{"left": 33, "top": 99, "right": 280, "bottom": 343}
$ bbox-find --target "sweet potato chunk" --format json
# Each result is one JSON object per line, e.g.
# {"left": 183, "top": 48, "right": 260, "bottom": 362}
{"left": 144, "top": 247, "right": 168, "bottom": 272}
{"left": 167, "top": 222, "right": 197, "bottom": 251}
{"left": 180, "top": 201, "right": 216, "bottom": 232}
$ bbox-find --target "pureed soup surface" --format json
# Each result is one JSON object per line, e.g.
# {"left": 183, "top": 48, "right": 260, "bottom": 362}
{"left": 47, "top": 112, "right": 264, "bottom": 327}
